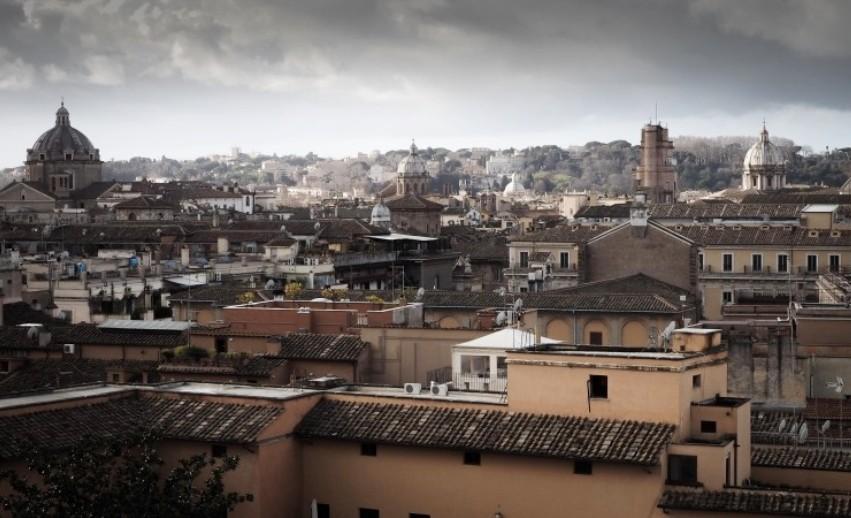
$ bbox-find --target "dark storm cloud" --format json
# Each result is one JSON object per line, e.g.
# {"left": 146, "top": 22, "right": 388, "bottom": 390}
{"left": 0, "top": 0, "right": 850, "bottom": 163}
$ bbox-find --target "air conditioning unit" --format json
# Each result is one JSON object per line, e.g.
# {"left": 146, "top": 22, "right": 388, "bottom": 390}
{"left": 63, "top": 343, "right": 75, "bottom": 355}
{"left": 430, "top": 382, "right": 450, "bottom": 396}
{"left": 404, "top": 383, "right": 422, "bottom": 395}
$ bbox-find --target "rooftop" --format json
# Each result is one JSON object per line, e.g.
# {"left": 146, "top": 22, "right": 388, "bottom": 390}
{"left": 659, "top": 487, "right": 851, "bottom": 517}
{"left": 296, "top": 399, "right": 674, "bottom": 465}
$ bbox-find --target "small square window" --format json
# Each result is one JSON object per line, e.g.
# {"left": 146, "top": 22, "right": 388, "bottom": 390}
{"left": 574, "top": 460, "right": 593, "bottom": 475}
{"left": 668, "top": 455, "right": 698, "bottom": 485}
{"left": 316, "top": 503, "right": 330, "bottom": 518}
{"left": 361, "top": 443, "right": 377, "bottom": 456}
{"left": 589, "top": 375, "right": 608, "bottom": 398}
{"left": 0, "top": 360, "right": 9, "bottom": 373}
{"left": 463, "top": 450, "right": 481, "bottom": 465}
{"left": 211, "top": 444, "right": 227, "bottom": 458}
{"left": 410, "top": 514, "right": 430, "bottom": 518}
{"left": 700, "top": 420, "right": 717, "bottom": 433}
{"left": 722, "top": 291, "right": 733, "bottom": 305}
{"left": 359, "top": 509, "right": 380, "bottom": 518}
{"left": 589, "top": 332, "right": 603, "bottom": 346}
{"left": 111, "top": 373, "right": 120, "bottom": 383}
{"left": 692, "top": 374, "right": 702, "bottom": 388}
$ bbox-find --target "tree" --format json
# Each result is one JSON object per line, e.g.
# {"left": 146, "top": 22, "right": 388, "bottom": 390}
{"left": 0, "top": 431, "right": 251, "bottom": 518}
{"left": 284, "top": 281, "right": 304, "bottom": 299}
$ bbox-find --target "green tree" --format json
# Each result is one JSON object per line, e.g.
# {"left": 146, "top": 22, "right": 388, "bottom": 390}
{"left": 0, "top": 431, "right": 251, "bottom": 518}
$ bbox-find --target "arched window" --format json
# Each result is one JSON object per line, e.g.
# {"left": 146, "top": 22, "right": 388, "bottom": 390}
{"left": 128, "top": 213, "right": 137, "bottom": 221}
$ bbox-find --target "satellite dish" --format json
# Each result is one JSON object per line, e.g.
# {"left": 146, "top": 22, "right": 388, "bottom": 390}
{"left": 821, "top": 420, "right": 831, "bottom": 433}
{"left": 496, "top": 311, "right": 507, "bottom": 326}
{"left": 798, "top": 422, "right": 809, "bottom": 444}
{"left": 265, "top": 279, "right": 276, "bottom": 290}
{"left": 513, "top": 298, "right": 523, "bottom": 312}
{"left": 789, "top": 422, "right": 798, "bottom": 434}
{"left": 416, "top": 287, "right": 425, "bottom": 300}
{"left": 314, "top": 221, "right": 322, "bottom": 231}
{"left": 778, "top": 418, "right": 787, "bottom": 433}
{"left": 758, "top": 412, "right": 765, "bottom": 420}
{"left": 497, "top": 287, "right": 506, "bottom": 298}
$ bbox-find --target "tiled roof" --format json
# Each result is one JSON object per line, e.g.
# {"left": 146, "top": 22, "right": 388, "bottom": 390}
{"left": 280, "top": 334, "right": 367, "bottom": 362}
{"left": 753, "top": 447, "right": 851, "bottom": 472}
{"left": 0, "top": 326, "right": 61, "bottom": 351}
{"left": 0, "top": 359, "right": 157, "bottom": 396}
{"left": 0, "top": 395, "right": 281, "bottom": 458}
{"left": 670, "top": 225, "right": 851, "bottom": 246}
{"left": 510, "top": 224, "right": 607, "bottom": 243}
{"left": 158, "top": 356, "right": 287, "bottom": 377}
{"left": 297, "top": 400, "right": 674, "bottom": 465}
{"left": 575, "top": 204, "right": 632, "bottom": 219}
{"left": 113, "top": 195, "right": 177, "bottom": 210}
{"left": 185, "top": 229, "right": 284, "bottom": 244}
{"left": 316, "top": 218, "right": 389, "bottom": 239}
{"left": 51, "top": 324, "right": 187, "bottom": 347}
{"left": 742, "top": 192, "right": 851, "bottom": 205}
{"left": 3, "top": 302, "right": 71, "bottom": 327}
{"left": 385, "top": 193, "right": 445, "bottom": 211}
{"left": 649, "top": 203, "right": 802, "bottom": 220}
{"left": 48, "top": 224, "right": 187, "bottom": 244}
{"left": 659, "top": 488, "right": 851, "bottom": 517}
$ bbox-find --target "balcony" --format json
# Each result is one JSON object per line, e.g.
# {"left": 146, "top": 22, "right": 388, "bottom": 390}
{"left": 453, "top": 369, "right": 508, "bottom": 393}
{"left": 699, "top": 265, "right": 848, "bottom": 277}
{"left": 333, "top": 251, "right": 399, "bottom": 267}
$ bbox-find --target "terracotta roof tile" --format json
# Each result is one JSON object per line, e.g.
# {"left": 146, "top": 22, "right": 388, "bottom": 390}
{"left": 296, "top": 399, "right": 674, "bottom": 465}
{"left": 659, "top": 488, "right": 851, "bottom": 517}
{"left": 280, "top": 334, "right": 367, "bottom": 362}
{"left": 753, "top": 447, "right": 851, "bottom": 472}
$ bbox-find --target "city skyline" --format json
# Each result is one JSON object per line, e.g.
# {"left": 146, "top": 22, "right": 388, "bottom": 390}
{"left": 1, "top": 0, "right": 851, "bottom": 166}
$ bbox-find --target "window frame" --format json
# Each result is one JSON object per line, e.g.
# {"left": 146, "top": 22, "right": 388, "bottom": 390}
{"left": 807, "top": 254, "right": 818, "bottom": 273}
{"left": 463, "top": 450, "right": 481, "bottom": 466}
{"left": 589, "top": 331, "right": 603, "bottom": 346}
{"left": 211, "top": 444, "right": 227, "bottom": 458}
{"left": 722, "top": 290, "right": 733, "bottom": 305}
{"left": 751, "top": 253, "right": 762, "bottom": 273}
{"left": 559, "top": 251, "right": 570, "bottom": 269}
{"left": 519, "top": 251, "right": 529, "bottom": 268}
{"left": 697, "top": 253, "right": 704, "bottom": 271}
{"left": 700, "top": 420, "right": 717, "bottom": 433}
{"left": 574, "top": 460, "right": 593, "bottom": 475}
{"left": 360, "top": 442, "right": 377, "bottom": 457}
{"left": 359, "top": 509, "right": 380, "bottom": 518}
{"left": 830, "top": 254, "right": 841, "bottom": 273}
{"left": 722, "top": 253, "right": 734, "bottom": 273}
{"left": 692, "top": 374, "right": 702, "bottom": 389}
{"left": 776, "top": 253, "right": 789, "bottom": 273}
{"left": 667, "top": 454, "right": 699, "bottom": 486}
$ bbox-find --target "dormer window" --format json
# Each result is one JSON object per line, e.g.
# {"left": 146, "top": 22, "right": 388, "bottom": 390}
{"left": 39, "top": 153, "right": 45, "bottom": 160}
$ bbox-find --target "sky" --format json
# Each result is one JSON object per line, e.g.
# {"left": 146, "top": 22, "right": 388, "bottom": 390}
{"left": 0, "top": 0, "right": 850, "bottom": 166}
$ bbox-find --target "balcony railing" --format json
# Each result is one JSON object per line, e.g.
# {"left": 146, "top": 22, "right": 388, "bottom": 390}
{"left": 453, "top": 370, "right": 508, "bottom": 393}
{"left": 700, "top": 265, "right": 848, "bottom": 276}
{"left": 333, "top": 251, "right": 398, "bottom": 267}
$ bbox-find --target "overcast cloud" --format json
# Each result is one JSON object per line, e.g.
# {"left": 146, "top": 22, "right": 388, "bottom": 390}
{"left": 0, "top": 0, "right": 850, "bottom": 165}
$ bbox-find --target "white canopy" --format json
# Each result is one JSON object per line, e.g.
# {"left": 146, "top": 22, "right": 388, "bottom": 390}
{"left": 454, "top": 327, "right": 558, "bottom": 350}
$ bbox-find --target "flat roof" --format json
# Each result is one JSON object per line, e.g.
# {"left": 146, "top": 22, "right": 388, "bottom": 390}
{"left": 802, "top": 204, "right": 839, "bottom": 213}
{"left": 367, "top": 233, "right": 437, "bottom": 242}
{"left": 512, "top": 343, "right": 712, "bottom": 360}
{"left": 674, "top": 328, "right": 721, "bottom": 335}
{"left": 153, "top": 382, "right": 318, "bottom": 400}
{"left": 98, "top": 319, "right": 191, "bottom": 332}
{"left": 332, "top": 385, "right": 507, "bottom": 405}
{"left": 0, "top": 384, "right": 132, "bottom": 410}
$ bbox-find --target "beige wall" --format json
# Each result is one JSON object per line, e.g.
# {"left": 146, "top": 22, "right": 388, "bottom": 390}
{"left": 359, "top": 327, "right": 487, "bottom": 386}
{"left": 752, "top": 465, "right": 851, "bottom": 492}
{"left": 301, "top": 439, "right": 666, "bottom": 518}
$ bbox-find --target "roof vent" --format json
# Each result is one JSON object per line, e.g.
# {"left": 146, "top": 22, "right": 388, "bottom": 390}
{"left": 809, "top": 230, "right": 819, "bottom": 238}
{"left": 733, "top": 225, "right": 742, "bottom": 231}
{"left": 760, "top": 224, "right": 770, "bottom": 231}
{"left": 783, "top": 225, "right": 793, "bottom": 231}
{"left": 831, "top": 230, "right": 841, "bottom": 238}
{"left": 675, "top": 225, "right": 683, "bottom": 231}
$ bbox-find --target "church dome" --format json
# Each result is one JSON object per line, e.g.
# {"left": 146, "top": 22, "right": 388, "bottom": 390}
{"left": 397, "top": 141, "right": 428, "bottom": 175}
{"left": 744, "top": 126, "right": 785, "bottom": 170}
{"left": 503, "top": 172, "right": 526, "bottom": 196}
{"left": 370, "top": 198, "right": 391, "bottom": 227}
{"left": 27, "top": 103, "right": 100, "bottom": 162}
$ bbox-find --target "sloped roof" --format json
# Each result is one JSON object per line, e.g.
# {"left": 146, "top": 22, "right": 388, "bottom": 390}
{"left": 51, "top": 325, "right": 187, "bottom": 348}
{"left": 296, "top": 399, "right": 674, "bottom": 465}
{"left": 0, "top": 395, "right": 281, "bottom": 458}
{"left": 168, "top": 285, "right": 273, "bottom": 306}
{"left": 510, "top": 224, "right": 608, "bottom": 243}
{"left": 157, "top": 356, "right": 287, "bottom": 377}
{"left": 0, "top": 359, "right": 156, "bottom": 396}
{"left": 69, "top": 181, "right": 118, "bottom": 201}
{"left": 48, "top": 224, "right": 187, "bottom": 243}
{"left": 279, "top": 333, "right": 367, "bottom": 362}
{"left": 385, "top": 193, "right": 445, "bottom": 211}
{"left": 659, "top": 488, "right": 851, "bottom": 517}
{"left": 670, "top": 225, "right": 851, "bottom": 246}
{"left": 0, "top": 181, "right": 56, "bottom": 200}
{"left": 752, "top": 446, "right": 851, "bottom": 472}
{"left": 113, "top": 196, "right": 177, "bottom": 210}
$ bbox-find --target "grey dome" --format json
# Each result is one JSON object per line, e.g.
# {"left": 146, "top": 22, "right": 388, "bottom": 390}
{"left": 744, "top": 127, "right": 784, "bottom": 170}
{"left": 397, "top": 141, "right": 428, "bottom": 175}
{"left": 27, "top": 103, "right": 100, "bottom": 162}
{"left": 370, "top": 199, "right": 391, "bottom": 225}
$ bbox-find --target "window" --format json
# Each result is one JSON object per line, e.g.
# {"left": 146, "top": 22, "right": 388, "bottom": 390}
{"left": 359, "top": 509, "right": 380, "bottom": 518}
{"left": 0, "top": 360, "right": 9, "bottom": 373}
{"left": 519, "top": 251, "right": 529, "bottom": 268}
{"left": 722, "top": 253, "right": 733, "bottom": 272}
{"left": 698, "top": 253, "right": 704, "bottom": 271}
{"left": 700, "top": 420, "right": 717, "bottom": 433}
{"left": 589, "top": 331, "right": 603, "bottom": 345}
{"left": 65, "top": 153, "right": 72, "bottom": 160}
{"left": 214, "top": 336, "right": 228, "bottom": 354}
{"left": 316, "top": 503, "right": 330, "bottom": 518}
{"left": 777, "top": 254, "right": 789, "bottom": 273}
{"left": 574, "top": 460, "right": 593, "bottom": 475}
{"left": 361, "top": 443, "right": 377, "bottom": 456}
{"left": 463, "top": 450, "right": 481, "bottom": 465}
{"left": 589, "top": 375, "right": 608, "bottom": 398}
{"left": 410, "top": 514, "right": 430, "bottom": 518}
{"left": 111, "top": 373, "right": 120, "bottom": 383}
{"left": 667, "top": 455, "right": 698, "bottom": 485}
{"left": 751, "top": 254, "right": 762, "bottom": 272}
{"left": 722, "top": 291, "right": 733, "bottom": 305}
{"left": 807, "top": 254, "right": 818, "bottom": 273}
{"left": 692, "top": 374, "right": 702, "bottom": 388}
{"left": 211, "top": 444, "right": 227, "bottom": 458}
{"left": 830, "top": 254, "right": 841, "bottom": 273}
{"left": 560, "top": 252, "right": 570, "bottom": 269}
